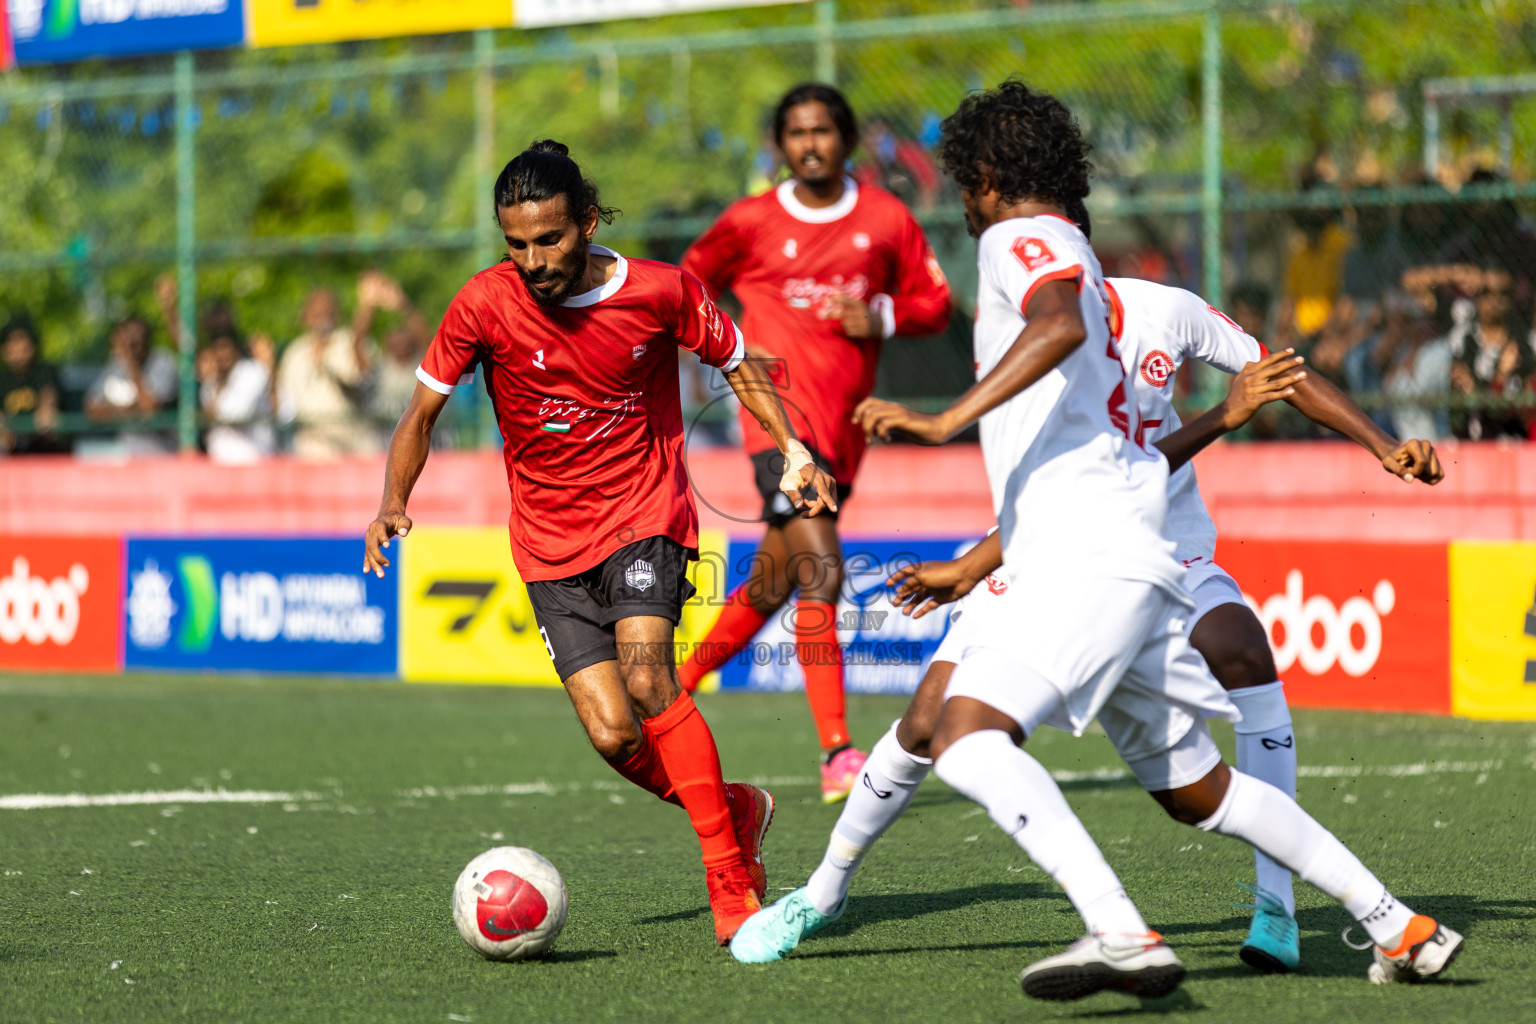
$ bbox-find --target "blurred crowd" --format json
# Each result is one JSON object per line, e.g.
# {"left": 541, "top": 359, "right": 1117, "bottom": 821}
{"left": 1, "top": 269, "right": 433, "bottom": 462}
{"left": 1235, "top": 164, "right": 1536, "bottom": 442}
{"left": 4, "top": 131, "right": 1534, "bottom": 461}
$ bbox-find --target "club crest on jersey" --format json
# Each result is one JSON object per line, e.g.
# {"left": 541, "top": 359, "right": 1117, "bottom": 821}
{"left": 1010, "top": 236, "right": 1056, "bottom": 272}
{"left": 852, "top": 232, "right": 871, "bottom": 250}
{"left": 783, "top": 238, "right": 798, "bottom": 259}
{"left": 925, "top": 251, "right": 948, "bottom": 286}
{"left": 624, "top": 559, "right": 655, "bottom": 591}
{"left": 632, "top": 344, "right": 648, "bottom": 362}
{"left": 1140, "top": 350, "right": 1175, "bottom": 388}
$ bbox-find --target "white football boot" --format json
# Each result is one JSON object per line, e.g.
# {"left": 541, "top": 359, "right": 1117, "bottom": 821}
{"left": 1019, "top": 931, "right": 1186, "bottom": 1001}
{"left": 1367, "top": 915, "right": 1464, "bottom": 984}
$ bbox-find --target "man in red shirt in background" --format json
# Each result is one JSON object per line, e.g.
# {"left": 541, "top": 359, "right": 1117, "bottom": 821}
{"left": 679, "top": 84, "right": 952, "bottom": 802}
{"left": 362, "top": 141, "right": 839, "bottom": 946}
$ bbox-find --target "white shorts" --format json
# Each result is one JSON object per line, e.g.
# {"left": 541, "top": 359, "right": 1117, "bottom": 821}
{"left": 1181, "top": 559, "right": 1248, "bottom": 633}
{"left": 941, "top": 575, "right": 1237, "bottom": 790}
{"left": 932, "top": 559, "right": 1246, "bottom": 669}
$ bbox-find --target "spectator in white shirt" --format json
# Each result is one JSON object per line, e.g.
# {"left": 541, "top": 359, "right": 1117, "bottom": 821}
{"left": 277, "top": 272, "right": 393, "bottom": 458}
{"left": 84, "top": 315, "right": 179, "bottom": 455}
{"left": 366, "top": 277, "right": 432, "bottom": 441}
{"left": 198, "top": 330, "right": 275, "bottom": 464}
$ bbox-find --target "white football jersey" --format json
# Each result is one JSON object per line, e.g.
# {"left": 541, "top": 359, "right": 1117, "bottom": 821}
{"left": 1106, "top": 278, "right": 1265, "bottom": 565}
{"left": 972, "top": 216, "right": 1182, "bottom": 592}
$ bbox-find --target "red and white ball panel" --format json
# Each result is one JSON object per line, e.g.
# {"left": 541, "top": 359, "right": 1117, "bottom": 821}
{"left": 452, "top": 846, "right": 568, "bottom": 961}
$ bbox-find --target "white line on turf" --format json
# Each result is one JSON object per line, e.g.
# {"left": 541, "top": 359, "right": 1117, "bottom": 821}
{"left": 0, "top": 788, "right": 321, "bottom": 811}
{"left": 0, "top": 759, "right": 1508, "bottom": 811}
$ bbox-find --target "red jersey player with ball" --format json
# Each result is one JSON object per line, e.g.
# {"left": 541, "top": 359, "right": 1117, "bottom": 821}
{"left": 680, "top": 84, "right": 952, "bottom": 801}
{"left": 362, "top": 141, "right": 838, "bottom": 946}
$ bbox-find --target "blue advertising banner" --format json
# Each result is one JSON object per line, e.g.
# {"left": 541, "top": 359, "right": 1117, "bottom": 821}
{"left": 9, "top": 0, "right": 245, "bottom": 65}
{"left": 124, "top": 537, "right": 397, "bottom": 675}
{"left": 716, "top": 538, "right": 980, "bottom": 695}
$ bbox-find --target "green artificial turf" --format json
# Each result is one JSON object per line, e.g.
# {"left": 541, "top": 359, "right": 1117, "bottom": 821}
{"left": 0, "top": 673, "right": 1532, "bottom": 1023}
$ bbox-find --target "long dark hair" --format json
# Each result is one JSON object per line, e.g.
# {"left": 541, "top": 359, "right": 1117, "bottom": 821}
{"left": 492, "top": 139, "right": 619, "bottom": 225}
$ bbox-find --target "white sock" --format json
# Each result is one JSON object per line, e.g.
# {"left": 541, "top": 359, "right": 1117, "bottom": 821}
{"left": 1198, "top": 769, "right": 1415, "bottom": 945}
{"left": 936, "top": 730, "right": 1148, "bottom": 938}
{"left": 805, "top": 722, "right": 932, "bottom": 915}
{"left": 1229, "top": 681, "right": 1298, "bottom": 916}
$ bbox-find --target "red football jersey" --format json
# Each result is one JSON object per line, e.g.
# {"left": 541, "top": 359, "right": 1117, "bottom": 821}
{"left": 683, "top": 177, "right": 951, "bottom": 484}
{"left": 418, "top": 246, "right": 744, "bottom": 581}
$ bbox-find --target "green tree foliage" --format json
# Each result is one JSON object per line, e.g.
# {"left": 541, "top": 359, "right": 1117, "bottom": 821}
{"left": 0, "top": 0, "right": 1532, "bottom": 366}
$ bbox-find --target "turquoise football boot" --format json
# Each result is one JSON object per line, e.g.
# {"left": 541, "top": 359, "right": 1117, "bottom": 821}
{"left": 1237, "top": 882, "right": 1301, "bottom": 973}
{"left": 729, "top": 887, "right": 843, "bottom": 963}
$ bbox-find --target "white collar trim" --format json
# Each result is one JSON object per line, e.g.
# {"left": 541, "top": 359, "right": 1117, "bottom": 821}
{"left": 775, "top": 176, "right": 859, "bottom": 224}
{"left": 561, "top": 245, "right": 628, "bottom": 308}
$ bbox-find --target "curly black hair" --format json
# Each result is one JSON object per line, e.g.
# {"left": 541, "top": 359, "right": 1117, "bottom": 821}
{"left": 937, "top": 79, "right": 1093, "bottom": 208}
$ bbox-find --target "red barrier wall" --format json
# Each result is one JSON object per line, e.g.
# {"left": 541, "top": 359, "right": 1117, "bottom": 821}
{"left": 1214, "top": 540, "right": 1451, "bottom": 714}
{"left": 3, "top": 440, "right": 1533, "bottom": 542}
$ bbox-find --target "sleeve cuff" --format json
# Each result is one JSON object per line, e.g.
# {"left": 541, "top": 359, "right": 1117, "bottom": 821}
{"left": 869, "top": 293, "right": 896, "bottom": 339}
{"left": 1019, "top": 265, "right": 1084, "bottom": 315}
{"left": 713, "top": 325, "right": 746, "bottom": 372}
{"left": 416, "top": 365, "right": 473, "bottom": 395}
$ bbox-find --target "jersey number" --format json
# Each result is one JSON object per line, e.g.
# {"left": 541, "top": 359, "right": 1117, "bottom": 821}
{"left": 533, "top": 349, "right": 546, "bottom": 369}
{"left": 1104, "top": 334, "right": 1136, "bottom": 443}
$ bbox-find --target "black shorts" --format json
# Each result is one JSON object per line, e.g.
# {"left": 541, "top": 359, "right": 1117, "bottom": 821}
{"left": 524, "top": 535, "right": 696, "bottom": 681}
{"left": 750, "top": 447, "right": 851, "bottom": 527}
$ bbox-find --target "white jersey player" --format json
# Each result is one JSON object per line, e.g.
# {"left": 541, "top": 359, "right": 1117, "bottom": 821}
{"left": 730, "top": 81, "right": 1459, "bottom": 1003}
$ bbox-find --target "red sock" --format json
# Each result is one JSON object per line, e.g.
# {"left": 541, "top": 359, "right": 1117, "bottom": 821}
{"left": 796, "top": 599, "right": 850, "bottom": 750}
{"left": 645, "top": 692, "right": 741, "bottom": 869}
{"left": 605, "top": 728, "right": 680, "bottom": 807}
{"left": 679, "top": 585, "right": 770, "bottom": 692}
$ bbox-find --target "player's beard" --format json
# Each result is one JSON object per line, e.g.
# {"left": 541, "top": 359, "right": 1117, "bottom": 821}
{"left": 963, "top": 201, "right": 983, "bottom": 239}
{"left": 520, "top": 235, "right": 590, "bottom": 308}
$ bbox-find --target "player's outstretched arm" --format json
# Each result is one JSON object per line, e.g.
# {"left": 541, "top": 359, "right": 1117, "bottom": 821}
{"left": 723, "top": 354, "right": 839, "bottom": 517}
{"left": 364, "top": 382, "right": 448, "bottom": 578}
{"left": 887, "top": 531, "right": 1005, "bottom": 619}
{"left": 854, "top": 278, "right": 1086, "bottom": 444}
{"left": 1154, "top": 349, "right": 1306, "bottom": 473}
{"left": 1285, "top": 367, "right": 1443, "bottom": 483}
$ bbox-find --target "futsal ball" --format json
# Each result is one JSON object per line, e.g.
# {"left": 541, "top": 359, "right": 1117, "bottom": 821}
{"left": 452, "top": 846, "right": 568, "bottom": 961}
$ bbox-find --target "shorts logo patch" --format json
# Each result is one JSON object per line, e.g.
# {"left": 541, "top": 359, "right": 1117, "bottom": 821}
{"left": 624, "top": 559, "right": 655, "bottom": 592}
{"left": 984, "top": 574, "right": 1009, "bottom": 596}
{"left": 1140, "top": 349, "right": 1175, "bottom": 388}
{"left": 1010, "top": 236, "right": 1056, "bottom": 272}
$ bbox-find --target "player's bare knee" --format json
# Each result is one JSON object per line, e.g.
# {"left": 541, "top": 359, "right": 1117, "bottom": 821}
{"left": 789, "top": 552, "right": 842, "bottom": 605}
{"left": 586, "top": 717, "right": 643, "bottom": 762}
{"left": 1156, "top": 793, "right": 1213, "bottom": 826}
{"left": 895, "top": 714, "right": 933, "bottom": 759}
{"left": 623, "top": 665, "right": 679, "bottom": 719}
{"left": 1149, "top": 763, "right": 1229, "bottom": 825}
{"left": 899, "top": 663, "right": 951, "bottom": 759}
{"left": 1204, "top": 639, "right": 1277, "bottom": 691}
{"left": 1191, "top": 609, "right": 1276, "bottom": 691}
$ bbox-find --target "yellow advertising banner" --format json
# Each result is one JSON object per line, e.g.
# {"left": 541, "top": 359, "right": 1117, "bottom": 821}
{"left": 401, "top": 525, "right": 731, "bottom": 686}
{"left": 1449, "top": 541, "right": 1536, "bottom": 719}
{"left": 247, "top": 0, "right": 513, "bottom": 49}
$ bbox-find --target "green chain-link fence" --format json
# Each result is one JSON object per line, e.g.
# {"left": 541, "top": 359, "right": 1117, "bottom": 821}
{"left": 2, "top": 0, "right": 1534, "bottom": 454}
